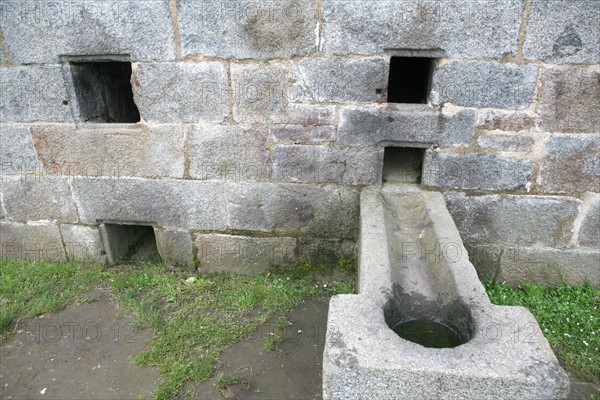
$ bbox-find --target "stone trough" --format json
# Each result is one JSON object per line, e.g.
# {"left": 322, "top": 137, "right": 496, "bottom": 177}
{"left": 323, "top": 184, "right": 570, "bottom": 399}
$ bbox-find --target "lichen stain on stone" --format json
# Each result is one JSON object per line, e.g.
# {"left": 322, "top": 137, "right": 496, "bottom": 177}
{"left": 552, "top": 25, "right": 583, "bottom": 58}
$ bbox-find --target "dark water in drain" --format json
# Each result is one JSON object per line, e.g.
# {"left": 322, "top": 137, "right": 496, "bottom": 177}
{"left": 391, "top": 318, "right": 465, "bottom": 348}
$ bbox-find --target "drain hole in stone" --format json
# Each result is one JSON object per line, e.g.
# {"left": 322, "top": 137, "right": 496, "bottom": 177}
{"left": 101, "top": 224, "right": 160, "bottom": 265}
{"left": 387, "top": 57, "right": 434, "bottom": 104}
{"left": 69, "top": 61, "right": 140, "bottom": 123}
{"left": 382, "top": 147, "right": 425, "bottom": 184}
{"left": 390, "top": 317, "right": 467, "bottom": 349}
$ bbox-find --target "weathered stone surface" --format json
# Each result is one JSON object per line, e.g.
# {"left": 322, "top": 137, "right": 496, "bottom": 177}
{"left": 1, "top": 1, "right": 176, "bottom": 63}
{"left": 0, "top": 123, "right": 38, "bottom": 173}
{"left": 0, "top": 66, "right": 70, "bottom": 122}
{"left": 432, "top": 62, "right": 538, "bottom": 109}
{"left": 579, "top": 197, "right": 600, "bottom": 247}
{"left": 188, "top": 124, "right": 269, "bottom": 182}
{"left": 231, "top": 63, "right": 289, "bottom": 123}
{"left": 422, "top": 151, "right": 533, "bottom": 191}
{"left": 523, "top": 0, "right": 600, "bottom": 64}
{"left": 271, "top": 145, "right": 382, "bottom": 185}
{"left": 283, "top": 104, "right": 336, "bottom": 126}
{"left": 537, "top": 66, "right": 600, "bottom": 133}
{"left": 2, "top": 177, "right": 78, "bottom": 222}
{"left": 498, "top": 247, "right": 600, "bottom": 288}
{"left": 290, "top": 57, "right": 387, "bottom": 103}
{"left": 177, "top": 0, "right": 316, "bottom": 59}
{"left": 60, "top": 224, "right": 105, "bottom": 262}
{"left": 296, "top": 238, "right": 356, "bottom": 267}
{"left": 269, "top": 125, "right": 335, "bottom": 144}
{"left": 476, "top": 110, "right": 537, "bottom": 132}
{"left": 72, "top": 178, "right": 227, "bottom": 230}
{"left": 30, "top": 124, "right": 184, "bottom": 178}
{"left": 226, "top": 183, "right": 360, "bottom": 239}
{"left": 321, "top": 0, "right": 523, "bottom": 58}
{"left": 477, "top": 133, "right": 534, "bottom": 153}
{"left": 444, "top": 192, "right": 580, "bottom": 248}
{"left": 537, "top": 134, "right": 600, "bottom": 193}
{"left": 154, "top": 228, "right": 194, "bottom": 270}
{"left": 0, "top": 221, "right": 65, "bottom": 260}
{"left": 195, "top": 234, "right": 297, "bottom": 274}
{"left": 133, "top": 62, "right": 228, "bottom": 123}
{"left": 338, "top": 105, "right": 476, "bottom": 147}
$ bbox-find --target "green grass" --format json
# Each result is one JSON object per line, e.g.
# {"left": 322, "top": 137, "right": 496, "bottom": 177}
{"left": 0, "top": 259, "right": 104, "bottom": 342}
{"left": 485, "top": 281, "right": 600, "bottom": 383}
{"left": 0, "top": 257, "right": 355, "bottom": 399}
{"left": 216, "top": 374, "right": 249, "bottom": 391}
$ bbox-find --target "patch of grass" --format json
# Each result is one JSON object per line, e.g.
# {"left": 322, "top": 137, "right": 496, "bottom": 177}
{"left": 0, "top": 259, "right": 104, "bottom": 342}
{"left": 485, "top": 281, "right": 599, "bottom": 383}
{"left": 264, "top": 332, "right": 284, "bottom": 351}
{"left": 104, "top": 258, "right": 356, "bottom": 399}
{"left": 216, "top": 374, "right": 249, "bottom": 391}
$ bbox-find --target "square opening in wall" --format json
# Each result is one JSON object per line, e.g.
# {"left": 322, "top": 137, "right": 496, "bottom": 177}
{"left": 100, "top": 224, "right": 160, "bottom": 265}
{"left": 383, "top": 147, "right": 425, "bottom": 184}
{"left": 69, "top": 61, "right": 140, "bottom": 123}
{"left": 387, "top": 57, "right": 434, "bottom": 104}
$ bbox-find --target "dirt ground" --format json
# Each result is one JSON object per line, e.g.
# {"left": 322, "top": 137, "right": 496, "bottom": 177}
{"left": 1, "top": 288, "right": 597, "bottom": 400}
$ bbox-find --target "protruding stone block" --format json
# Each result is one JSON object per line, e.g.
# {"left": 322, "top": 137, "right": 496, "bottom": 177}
{"left": 422, "top": 151, "right": 532, "bottom": 191}
{"left": 72, "top": 178, "right": 227, "bottom": 230}
{"left": 154, "top": 228, "right": 194, "bottom": 270}
{"left": 60, "top": 224, "right": 105, "bottom": 262}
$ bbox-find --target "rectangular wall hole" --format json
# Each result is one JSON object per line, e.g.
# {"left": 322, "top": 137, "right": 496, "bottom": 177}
{"left": 100, "top": 224, "right": 160, "bottom": 265}
{"left": 387, "top": 57, "right": 434, "bottom": 104}
{"left": 383, "top": 147, "right": 425, "bottom": 184}
{"left": 69, "top": 61, "right": 140, "bottom": 123}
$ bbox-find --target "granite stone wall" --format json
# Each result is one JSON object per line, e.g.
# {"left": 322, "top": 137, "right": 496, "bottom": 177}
{"left": 0, "top": 0, "right": 598, "bottom": 285}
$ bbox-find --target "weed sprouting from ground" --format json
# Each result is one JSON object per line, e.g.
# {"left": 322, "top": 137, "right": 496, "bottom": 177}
{"left": 485, "top": 281, "right": 600, "bottom": 384}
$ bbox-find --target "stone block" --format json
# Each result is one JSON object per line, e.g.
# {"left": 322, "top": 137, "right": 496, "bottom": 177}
{"left": 30, "top": 124, "right": 184, "bottom": 178}
{"left": 226, "top": 183, "right": 360, "bottom": 239}
{"left": 477, "top": 133, "right": 534, "bottom": 153}
{"left": 538, "top": 66, "right": 600, "bottom": 134}
{"left": 523, "top": 0, "right": 600, "bottom": 64}
{"left": 537, "top": 134, "right": 600, "bottom": 193}
{"left": 476, "top": 110, "right": 537, "bottom": 133}
{"left": 296, "top": 238, "right": 356, "bottom": 267}
{"left": 271, "top": 145, "right": 382, "bottom": 185}
{"left": 0, "top": 66, "right": 70, "bottom": 122}
{"left": 338, "top": 105, "right": 476, "bottom": 147}
{"left": 231, "top": 63, "right": 289, "bottom": 124}
{"left": 283, "top": 104, "right": 336, "bottom": 126}
{"left": 0, "top": 221, "right": 65, "bottom": 260}
{"left": 72, "top": 178, "right": 227, "bottom": 230}
{"left": 0, "top": 123, "right": 38, "bottom": 173}
{"left": 444, "top": 192, "right": 579, "bottom": 248}
{"left": 0, "top": 0, "right": 176, "bottom": 63}
{"left": 422, "top": 151, "right": 532, "bottom": 191}
{"left": 498, "top": 247, "right": 600, "bottom": 288}
{"left": 321, "top": 0, "right": 523, "bottom": 58}
{"left": 177, "top": 0, "right": 316, "bottom": 59}
{"left": 290, "top": 57, "right": 387, "bottom": 103}
{"left": 60, "top": 224, "right": 105, "bottom": 262}
{"left": 188, "top": 124, "right": 269, "bottom": 182}
{"left": 432, "top": 62, "right": 538, "bottom": 109}
{"left": 579, "top": 197, "right": 600, "bottom": 247}
{"left": 2, "top": 177, "right": 78, "bottom": 223}
{"left": 133, "top": 62, "right": 228, "bottom": 123}
{"left": 195, "top": 234, "right": 297, "bottom": 274}
{"left": 268, "top": 125, "right": 335, "bottom": 144}
{"left": 154, "top": 228, "right": 194, "bottom": 270}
